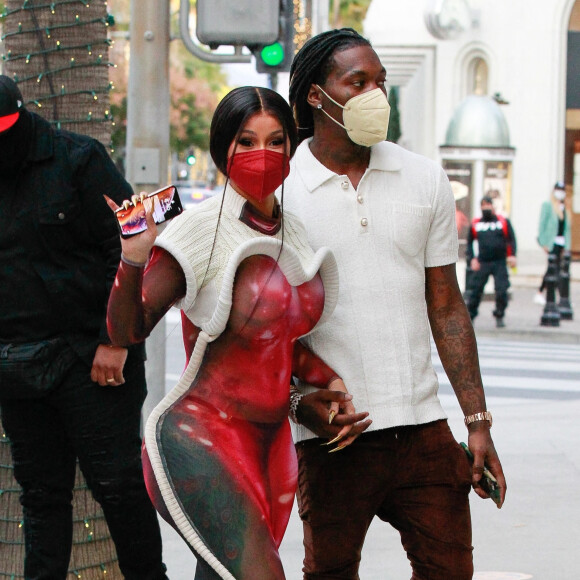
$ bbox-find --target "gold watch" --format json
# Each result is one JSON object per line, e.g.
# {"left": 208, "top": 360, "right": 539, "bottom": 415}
{"left": 464, "top": 411, "right": 492, "bottom": 427}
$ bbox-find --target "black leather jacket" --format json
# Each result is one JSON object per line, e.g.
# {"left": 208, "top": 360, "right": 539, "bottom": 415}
{"left": 0, "top": 111, "right": 139, "bottom": 362}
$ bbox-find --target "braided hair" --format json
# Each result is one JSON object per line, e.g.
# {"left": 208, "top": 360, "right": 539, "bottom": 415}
{"left": 289, "top": 28, "right": 371, "bottom": 143}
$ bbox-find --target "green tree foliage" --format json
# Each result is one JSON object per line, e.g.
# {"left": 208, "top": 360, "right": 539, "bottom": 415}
{"left": 387, "top": 86, "right": 402, "bottom": 143}
{"left": 170, "top": 91, "right": 211, "bottom": 153}
{"left": 329, "top": 0, "right": 373, "bottom": 32}
{"left": 107, "top": 0, "right": 227, "bottom": 159}
{"left": 169, "top": 1, "right": 227, "bottom": 93}
{"left": 168, "top": 44, "right": 227, "bottom": 156}
{"left": 168, "top": 19, "right": 227, "bottom": 156}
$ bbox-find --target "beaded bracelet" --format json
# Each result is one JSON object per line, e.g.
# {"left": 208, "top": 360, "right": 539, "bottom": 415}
{"left": 289, "top": 387, "right": 304, "bottom": 424}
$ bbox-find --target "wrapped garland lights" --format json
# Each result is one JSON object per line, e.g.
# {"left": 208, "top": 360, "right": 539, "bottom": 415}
{"left": 1, "top": 0, "right": 116, "bottom": 146}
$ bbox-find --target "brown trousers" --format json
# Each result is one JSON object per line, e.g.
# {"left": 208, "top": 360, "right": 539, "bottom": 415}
{"left": 296, "top": 420, "right": 473, "bottom": 580}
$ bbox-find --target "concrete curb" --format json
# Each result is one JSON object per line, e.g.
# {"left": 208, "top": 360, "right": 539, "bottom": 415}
{"left": 474, "top": 328, "right": 580, "bottom": 344}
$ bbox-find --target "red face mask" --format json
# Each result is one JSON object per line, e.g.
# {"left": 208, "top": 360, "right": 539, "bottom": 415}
{"left": 228, "top": 149, "right": 290, "bottom": 203}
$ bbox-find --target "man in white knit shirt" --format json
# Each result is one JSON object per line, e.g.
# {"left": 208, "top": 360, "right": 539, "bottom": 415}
{"left": 284, "top": 29, "right": 506, "bottom": 580}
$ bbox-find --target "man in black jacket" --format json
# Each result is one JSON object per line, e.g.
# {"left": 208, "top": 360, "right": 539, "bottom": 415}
{"left": 0, "top": 75, "right": 167, "bottom": 579}
{"left": 466, "top": 196, "right": 517, "bottom": 327}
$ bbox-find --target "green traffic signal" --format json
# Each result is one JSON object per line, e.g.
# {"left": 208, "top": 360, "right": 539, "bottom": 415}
{"left": 260, "top": 42, "right": 284, "bottom": 67}
{"left": 186, "top": 152, "right": 196, "bottom": 166}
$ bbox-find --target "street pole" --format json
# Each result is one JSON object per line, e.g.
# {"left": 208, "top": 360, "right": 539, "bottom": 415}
{"left": 126, "top": 0, "right": 171, "bottom": 423}
{"left": 268, "top": 72, "right": 278, "bottom": 93}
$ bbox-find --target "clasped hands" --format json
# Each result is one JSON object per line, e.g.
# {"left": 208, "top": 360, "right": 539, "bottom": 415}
{"left": 297, "top": 378, "right": 372, "bottom": 452}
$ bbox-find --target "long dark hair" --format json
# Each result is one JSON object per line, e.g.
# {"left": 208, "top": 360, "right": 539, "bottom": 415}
{"left": 289, "top": 28, "right": 370, "bottom": 143}
{"left": 200, "top": 87, "right": 297, "bottom": 302}
{"left": 210, "top": 86, "right": 298, "bottom": 175}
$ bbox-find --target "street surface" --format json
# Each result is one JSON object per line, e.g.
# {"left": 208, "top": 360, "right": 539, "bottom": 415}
{"left": 155, "top": 310, "right": 580, "bottom": 579}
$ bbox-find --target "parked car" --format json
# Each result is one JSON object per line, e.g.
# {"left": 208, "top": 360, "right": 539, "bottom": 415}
{"left": 174, "top": 181, "right": 222, "bottom": 208}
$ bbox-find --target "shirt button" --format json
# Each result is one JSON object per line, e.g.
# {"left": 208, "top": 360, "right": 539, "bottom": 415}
{"left": 58, "top": 212, "right": 65, "bottom": 220}
{"left": 361, "top": 218, "right": 368, "bottom": 227}
{"left": 341, "top": 180, "right": 349, "bottom": 190}
{"left": 357, "top": 195, "right": 364, "bottom": 204}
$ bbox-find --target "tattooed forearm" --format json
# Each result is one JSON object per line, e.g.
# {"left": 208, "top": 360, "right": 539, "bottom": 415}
{"left": 425, "top": 265, "right": 487, "bottom": 415}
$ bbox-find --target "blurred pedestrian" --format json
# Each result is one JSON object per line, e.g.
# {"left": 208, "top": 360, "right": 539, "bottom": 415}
{"left": 0, "top": 75, "right": 167, "bottom": 580}
{"left": 466, "top": 196, "right": 517, "bottom": 327}
{"left": 535, "top": 180, "right": 571, "bottom": 305}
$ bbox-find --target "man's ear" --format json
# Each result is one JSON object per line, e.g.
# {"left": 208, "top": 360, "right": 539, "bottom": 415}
{"left": 307, "top": 83, "right": 322, "bottom": 110}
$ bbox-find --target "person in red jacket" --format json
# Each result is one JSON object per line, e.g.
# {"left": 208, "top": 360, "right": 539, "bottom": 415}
{"left": 466, "top": 196, "right": 517, "bottom": 327}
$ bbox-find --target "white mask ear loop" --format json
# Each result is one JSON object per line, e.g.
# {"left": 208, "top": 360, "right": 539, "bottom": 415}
{"left": 315, "top": 85, "right": 348, "bottom": 131}
{"left": 316, "top": 85, "right": 347, "bottom": 110}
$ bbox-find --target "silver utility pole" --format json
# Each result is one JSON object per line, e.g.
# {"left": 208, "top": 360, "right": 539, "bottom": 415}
{"left": 125, "top": 0, "right": 171, "bottom": 423}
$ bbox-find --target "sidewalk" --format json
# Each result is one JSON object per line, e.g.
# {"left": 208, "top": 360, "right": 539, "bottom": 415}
{"left": 460, "top": 249, "right": 580, "bottom": 344}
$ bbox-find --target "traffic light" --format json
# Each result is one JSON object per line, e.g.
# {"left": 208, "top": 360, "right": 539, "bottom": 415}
{"left": 253, "top": 0, "right": 294, "bottom": 74}
{"left": 185, "top": 149, "right": 196, "bottom": 166}
{"left": 196, "top": 0, "right": 280, "bottom": 49}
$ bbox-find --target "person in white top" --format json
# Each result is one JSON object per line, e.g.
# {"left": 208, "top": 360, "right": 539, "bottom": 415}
{"left": 284, "top": 28, "right": 506, "bottom": 580}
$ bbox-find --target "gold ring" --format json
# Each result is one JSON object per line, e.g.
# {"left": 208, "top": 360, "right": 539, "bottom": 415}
{"left": 106, "top": 378, "right": 115, "bottom": 383}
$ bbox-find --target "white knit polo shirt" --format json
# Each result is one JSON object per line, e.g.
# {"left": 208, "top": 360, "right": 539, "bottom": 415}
{"left": 283, "top": 140, "right": 459, "bottom": 442}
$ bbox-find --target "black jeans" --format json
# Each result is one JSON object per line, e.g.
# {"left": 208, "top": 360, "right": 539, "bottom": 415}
{"left": 0, "top": 350, "right": 167, "bottom": 580}
{"left": 467, "top": 259, "right": 510, "bottom": 319}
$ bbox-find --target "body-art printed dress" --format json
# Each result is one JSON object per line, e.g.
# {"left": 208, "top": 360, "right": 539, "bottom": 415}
{"left": 114, "top": 188, "right": 339, "bottom": 579}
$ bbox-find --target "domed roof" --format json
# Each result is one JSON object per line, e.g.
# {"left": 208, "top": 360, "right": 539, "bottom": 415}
{"left": 444, "top": 95, "right": 510, "bottom": 147}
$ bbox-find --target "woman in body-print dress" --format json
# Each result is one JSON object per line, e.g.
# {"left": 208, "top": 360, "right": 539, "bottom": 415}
{"left": 106, "top": 87, "right": 359, "bottom": 580}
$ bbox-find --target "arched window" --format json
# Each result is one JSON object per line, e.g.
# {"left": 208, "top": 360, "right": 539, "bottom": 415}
{"left": 467, "top": 57, "right": 488, "bottom": 95}
{"left": 455, "top": 45, "right": 493, "bottom": 102}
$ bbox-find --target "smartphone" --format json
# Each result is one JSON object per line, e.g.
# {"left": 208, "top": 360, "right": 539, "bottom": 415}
{"left": 460, "top": 442, "right": 502, "bottom": 506}
{"left": 115, "top": 185, "right": 183, "bottom": 238}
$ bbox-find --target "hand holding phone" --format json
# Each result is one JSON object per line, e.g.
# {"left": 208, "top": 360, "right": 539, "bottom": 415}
{"left": 115, "top": 185, "right": 183, "bottom": 238}
{"left": 460, "top": 442, "right": 502, "bottom": 507}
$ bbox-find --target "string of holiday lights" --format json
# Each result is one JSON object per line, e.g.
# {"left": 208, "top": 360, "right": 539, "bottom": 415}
{"left": 14, "top": 58, "right": 113, "bottom": 84}
{"left": 1, "top": 0, "right": 117, "bottom": 147}
{"left": 2, "top": 15, "right": 115, "bottom": 39}
{"left": 3, "top": 38, "right": 112, "bottom": 64}
{"left": 27, "top": 81, "right": 112, "bottom": 102}
{"left": 2, "top": 0, "right": 95, "bottom": 18}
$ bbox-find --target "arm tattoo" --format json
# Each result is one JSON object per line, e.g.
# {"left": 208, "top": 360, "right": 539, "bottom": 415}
{"left": 426, "top": 266, "right": 487, "bottom": 415}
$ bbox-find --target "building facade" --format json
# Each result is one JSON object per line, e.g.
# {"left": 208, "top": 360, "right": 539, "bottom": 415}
{"left": 364, "top": 0, "right": 580, "bottom": 252}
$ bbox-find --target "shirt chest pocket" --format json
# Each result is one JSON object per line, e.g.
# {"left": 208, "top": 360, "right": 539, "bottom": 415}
{"left": 390, "top": 203, "right": 431, "bottom": 257}
{"left": 38, "top": 199, "right": 81, "bottom": 225}
{"left": 37, "top": 199, "right": 83, "bottom": 250}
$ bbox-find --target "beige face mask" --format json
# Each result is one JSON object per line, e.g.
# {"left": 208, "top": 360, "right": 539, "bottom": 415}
{"left": 316, "top": 85, "right": 391, "bottom": 147}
